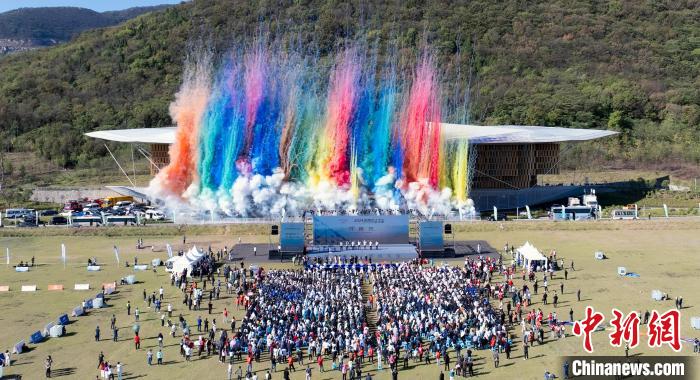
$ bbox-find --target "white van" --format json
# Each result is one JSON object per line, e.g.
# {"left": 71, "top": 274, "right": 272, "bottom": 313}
{"left": 114, "top": 201, "right": 133, "bottom": 209}
{"left": 145, "top": 209, "right": 166, "bottom": 220}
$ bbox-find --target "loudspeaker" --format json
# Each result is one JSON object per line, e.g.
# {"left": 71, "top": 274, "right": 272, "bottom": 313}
{"left": 271, "top": 225, "right": 279, "bottom": 235}
{"left": 444, "top": 223, "right": 452, "bottom": 234}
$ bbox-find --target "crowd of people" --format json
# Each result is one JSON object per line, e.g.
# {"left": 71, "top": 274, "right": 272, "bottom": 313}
{"left": 222, "top": 252, "right": 580, "bottom": 379}
{"left": 236, "top": 267, "right": 367, "bottom": 378}
{"left": 10, "top": 238, "right": 585, "bottom": 380}
{"left": 371, "top": 261, "right": 502, "bottom": 359}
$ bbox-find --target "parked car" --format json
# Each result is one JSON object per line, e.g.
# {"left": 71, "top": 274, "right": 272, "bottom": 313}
{"left": 83, "top": 203, "right": 101, "bottom": 210}
{"left": 40, "top": 210, "right": 59, "bottom": 216}
{"left": 63, "top": 200, "right": 83, "bottom": 212}
{"left": 50, "top": 216, "right": 68, "bottom": 225}
{"left": 487, "top": 214, "right": 508, "bottom": 221}
{"left": 145, "top": 209, "right": 166, "bottom": 220}
{"left": 111, "top": 208, "right": 127, "bottom": 216}
{"left": 18, "top": 218, "right": 38, "bottom": 227}
{"left": 114, "top": 201, "right": 133, "bottom": 209}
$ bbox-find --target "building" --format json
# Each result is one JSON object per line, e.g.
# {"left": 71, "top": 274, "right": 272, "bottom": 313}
{"left": 86, "top": 124, "right": 617, "bottom": 211}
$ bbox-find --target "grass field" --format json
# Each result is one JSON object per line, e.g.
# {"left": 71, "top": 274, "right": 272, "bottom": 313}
{"left": 0, "top": 221, "right": 699, "bottom": 379}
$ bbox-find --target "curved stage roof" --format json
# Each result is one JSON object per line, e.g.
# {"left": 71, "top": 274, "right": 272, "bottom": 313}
{"left": 86, "top": 124, "right": 617, "bottom": 145}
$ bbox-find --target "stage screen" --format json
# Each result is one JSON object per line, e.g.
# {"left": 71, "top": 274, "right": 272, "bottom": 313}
{"left": 313, "top": 215, "right": 409, "bottom": 245}
{"left": 280, "top": 223, "right": 305, "bottom": 252}
{"left": 419, "top": 221, "right": 444, "bottom": 251}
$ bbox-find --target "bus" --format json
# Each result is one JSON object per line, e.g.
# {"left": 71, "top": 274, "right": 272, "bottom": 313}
{"left": 101, "top": 196, "right": 134, "bottom": 208}
{"left": 5, "top": 208, "right": 33, "bottom": 219}
{"left": 550, "top": 205, "right": 596, "bottom": 221}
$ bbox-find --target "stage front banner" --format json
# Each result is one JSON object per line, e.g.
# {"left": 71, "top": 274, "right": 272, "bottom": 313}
{"left": 419, "top": 221, "right": 444, "bottom": 251}
{"left": 280, "top": 223, "right": 305, "bottom": 252}
{"left": 312, "top": 215, "right": 409, "bottom": 245}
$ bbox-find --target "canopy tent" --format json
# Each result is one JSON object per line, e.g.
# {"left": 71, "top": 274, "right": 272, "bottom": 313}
{"left": 167, "top": 245, "right": 205, "bottom": 276}
{"left": 516, "top": 241, "right": 548, "bottom": 272}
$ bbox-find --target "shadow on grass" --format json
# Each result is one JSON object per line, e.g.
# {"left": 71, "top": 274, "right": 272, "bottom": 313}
{"left": 123, "top": 372, "right": 147, "bottom": 379}
{"left": 51, "top": 367, "right": 77, "bottom": 377}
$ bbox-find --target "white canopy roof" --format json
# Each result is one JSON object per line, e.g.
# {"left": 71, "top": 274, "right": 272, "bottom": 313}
{"left": 170, "top": 245, "right": 205, "bottom": 275}
{"left": 86, "top": 127, "right": 177, "bottom": 144}
{"left": 441, "top": 123, "right": 618, "bottom": 143}
{"left": 517, "top": 241, "right": 547, "bottom": 262}
{"left": 86, "top": 124, "right": 616, "bottom": 145}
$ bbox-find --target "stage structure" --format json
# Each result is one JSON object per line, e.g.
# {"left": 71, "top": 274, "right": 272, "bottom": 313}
{"left": 88, "top": 124, "right": 616, "bottom": 214}
{"left": 265, "top": 215, "right": 457, "bottom": 260}
{"left": 85, "top": 45, "right": 616, "bottom": 216}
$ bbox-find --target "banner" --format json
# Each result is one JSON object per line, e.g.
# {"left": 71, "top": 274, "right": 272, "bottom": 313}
{"left": 525, "top": 205, "right": 532, "bottom": 220}
{"left": 493, "top": 206, "right": 498, "bottom": 221}
{"left": 419, "top": 221, "right": 443, "bottom": 251}
{"left": 166, "top": 244, "right": 173, "bottom": 258}
{"left": 663, "top": 204, "right": 669, "bottom": 218}
{"left": 561, "top": 205, "right": 566, "bottom": 219}
{"left": 61, "top": 243, "right": 66, "bottom": 267}
{"left": 5, "top": 247, "right": 9, "bottom": 266}
{"left": 313, "top": 215, "right": 409, "bottom": 245}
{"left": 280, "top": 223, "right": 305, "bottom": 252}
{"left": 113, "top": 245, "right": 120, "bottom": 264}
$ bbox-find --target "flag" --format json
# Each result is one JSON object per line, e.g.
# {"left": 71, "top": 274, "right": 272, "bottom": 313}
{"left": 525, "top": 205, "right": 532, "bottom": 220}
{"left": 61, "top": 243, "right": 66, "bottom": 267}
{"left": 493, "top": 206, "right": 498, "bottom": 221}
{"left": 114, "top": 245, "right": 120, "bottom": 264}
{"left": 5, "top": 248, "right": 9, "bottom": 265}
{"left": 663, "top": 204, "right": 669, "bottom": 218}
{"left": 166, "top": 244, "right": 173, "bottom": 259}
{"left": 561, "top": 205, "right": 566, "bottom": 219}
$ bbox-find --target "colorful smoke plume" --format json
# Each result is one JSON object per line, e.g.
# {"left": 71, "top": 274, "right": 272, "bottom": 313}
{"left": 150, "top": 44, "right": 474, "bottom": 217}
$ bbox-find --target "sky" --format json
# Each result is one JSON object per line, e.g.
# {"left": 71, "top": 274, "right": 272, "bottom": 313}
{"left": 0, "top": 0, "right": 185, "bottom": 13}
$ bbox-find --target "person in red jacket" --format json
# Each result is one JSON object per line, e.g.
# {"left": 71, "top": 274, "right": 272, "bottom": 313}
{"left": 317, "top": 355, "right": 324, "bottom": 372}
{"left": 134, "top": 334, "right": 140, "bottom": 349}
{"left": 287, "top": 355, "right": 295, "bottom": 371}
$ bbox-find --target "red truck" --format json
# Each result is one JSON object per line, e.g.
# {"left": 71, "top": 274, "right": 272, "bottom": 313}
{"left": 63, "top": 200, "right": 83, "bottom": 212}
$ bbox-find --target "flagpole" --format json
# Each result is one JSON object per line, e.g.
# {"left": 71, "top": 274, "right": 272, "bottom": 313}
{"left": 61, "top": 243, "right": 66, "bottom": 269}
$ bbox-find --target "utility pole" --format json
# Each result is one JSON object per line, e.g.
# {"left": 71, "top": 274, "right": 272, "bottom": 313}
{"left": 0, "top": 150, "right": 4, "bottom": 193}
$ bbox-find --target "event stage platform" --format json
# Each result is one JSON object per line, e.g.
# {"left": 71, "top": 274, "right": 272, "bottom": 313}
{"left": 306, "top": 243, "right": 418, "bottom": 261}
{"left": 230, "top": 240, "right": 499, "bottom": 262}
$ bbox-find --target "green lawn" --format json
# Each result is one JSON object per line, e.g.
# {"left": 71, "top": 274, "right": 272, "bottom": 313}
{"left": 0, "top": 221, "right": 699, "bottom": 379}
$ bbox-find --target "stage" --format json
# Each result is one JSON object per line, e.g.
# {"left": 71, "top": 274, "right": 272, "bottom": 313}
{"left": 306, "top": 243, "right": 418, "bottom": 261}
{"left": 229, "top": 240, "right": 499, "bottom": 262}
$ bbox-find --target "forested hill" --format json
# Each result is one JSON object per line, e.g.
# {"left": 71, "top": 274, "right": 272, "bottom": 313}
{"left": 0, "top": 5, "right": 173, "bottom": 51}
{"left": 0, "top": 0, "right": 698, "bottom": 170}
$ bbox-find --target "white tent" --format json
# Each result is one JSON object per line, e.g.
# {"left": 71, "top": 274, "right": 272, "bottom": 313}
{"left": 164, "top": 256, "right": 179, "bottom": 272}
{"left": 168, "top": 245, "right": 205, "bottom": 276}
{"left": 517, "top": 241, "right": 548, "bottom": 272}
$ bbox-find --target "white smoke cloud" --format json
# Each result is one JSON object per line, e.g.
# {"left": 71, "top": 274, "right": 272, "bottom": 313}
{"left": 148, "top": 166, "right": 476, "bottom": 220}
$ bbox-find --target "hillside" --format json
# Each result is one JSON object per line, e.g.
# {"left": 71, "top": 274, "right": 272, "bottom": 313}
{"left": 0, "top": 5, "right": 172, "bottom": 53}
{"left": 0, "top": 0, "right": 698, "bottom": 174}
